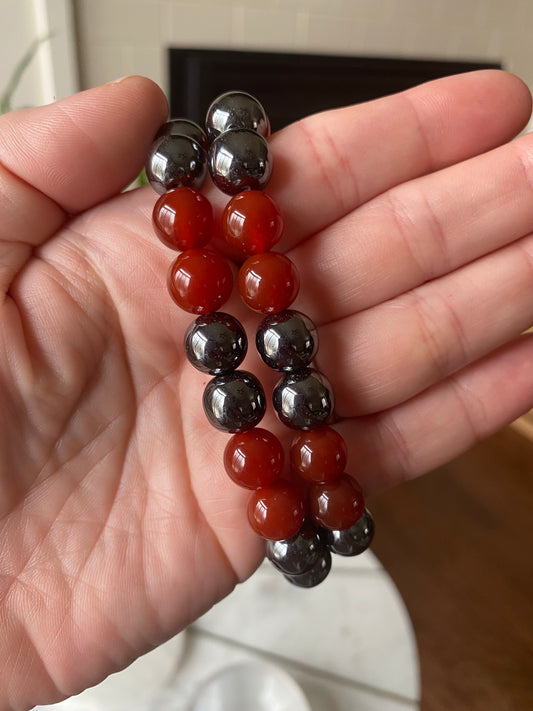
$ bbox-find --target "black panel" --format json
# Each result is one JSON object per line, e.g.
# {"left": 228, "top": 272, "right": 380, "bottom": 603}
{"left": 169, "top": 48, "right": 501, "bottom": 132}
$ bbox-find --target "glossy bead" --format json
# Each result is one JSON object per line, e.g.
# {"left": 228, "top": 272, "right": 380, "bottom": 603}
{"left": 273, "top": 368, "right": 334, "bottom": 430}
{"left": 146, "top": 134, "right": 207, "bottom": 194}
{"left": 256, "top": 310, "right": 318, "bottom": 371}
{"left": 205, "top": 91, "right": 270, "bottom": 141}
{"left": 168, "top": 249, "right": 233, "bottom": 314}
{"left": 203, "top": 370, "right": 266, "bottom": 433}
{"left": 265, "top": 520, "right": 326, "bottom": 575}
{"left": 184, "top": 312, "right": 247, "bottom": 374}
{"left": 222, "top": 191, "right": 283, "bottom": 256}
{"left": 322, "top": 509, "right": 375, "bottom": 556}
{"left": 155, "top": 118, "right": 209, "bottom": 152}
{"left": 247, "top": 481, "right": 305, "bottom": 540}
{"left": 283, "top": 549, "right": 331, "bottom": 588}
{"left": 208, "top": 129, "right": 272, "bottom": 195}
{"left": 224, "top": 428, "right": 284, "bottom": 489}
{"left": 152, "top": 187, "right": 214, "bottom": 251}
{"left": 238, "top": 253, "right": 299, "bottom": 314}
{"left": 290, "top": 426, "right": 347, "bottom": 483}
{"left": 308, "top": 474, "right": 365, "bottom": 531}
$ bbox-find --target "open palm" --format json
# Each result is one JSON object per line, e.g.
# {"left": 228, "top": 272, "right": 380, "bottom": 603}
{"left": 1, "top": 72, "right": 533, "bottom": 711}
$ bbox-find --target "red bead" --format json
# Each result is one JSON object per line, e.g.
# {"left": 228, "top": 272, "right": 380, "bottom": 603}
{"left": 152, "top": 187, "right": 214, "bottom": 250}
{"left": 238, "top": 252, "right": 299, "bottom": 313}
{"left": 167, "top": 249, "right": 233, "bottom": 314}
{"left": 248, "top": 481, "right": 306, "bottom": 540}
{"left": 290, "top": 427, "right": 347, "bottom": 483}
{"left": 224, "top": 428, "right": 284, "bottom": 489}
{"left": 308, "top": 474, "right": 365, "bottom": 530}
{"left": 222, "top": 191, "right": 283, "bottom": 256}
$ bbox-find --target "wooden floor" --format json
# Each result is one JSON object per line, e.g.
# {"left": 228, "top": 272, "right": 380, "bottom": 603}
{"left": 369, "top": 427, "right": 533, "bottom": 711}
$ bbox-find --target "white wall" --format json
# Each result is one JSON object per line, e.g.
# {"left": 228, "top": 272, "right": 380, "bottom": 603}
{"left": 73, "top": 0, "right": 533, "bottom": 100}
{"left": 0, "top": 0, "right": 78, "bottom": 111}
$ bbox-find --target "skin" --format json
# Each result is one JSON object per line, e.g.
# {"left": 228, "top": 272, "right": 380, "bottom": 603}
{"left": 0, "top": 70, "right": 533, "bottom": 710}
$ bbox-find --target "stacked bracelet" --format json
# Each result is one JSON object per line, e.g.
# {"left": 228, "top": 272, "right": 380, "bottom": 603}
{"left": 145, "top": 91, "right": 374, "bottom": 588}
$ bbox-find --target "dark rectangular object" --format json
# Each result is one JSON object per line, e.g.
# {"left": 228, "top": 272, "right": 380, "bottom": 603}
{"left": 169, "top": 48, "right": 501, "bottom": 132}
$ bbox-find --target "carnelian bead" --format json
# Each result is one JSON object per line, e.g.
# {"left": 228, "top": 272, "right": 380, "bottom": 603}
{"left": 152, "top": 187, "right": 214, "bottom": 251}
{"left": 224, "top": 428, "right": 284, "bottom": 489}
{"left": 290, "top": 427, "right": 347, "bottom": 483}
{"left": 248, "top": 481, "right": 306, "bottom": 540}
{"left": 167, "top": 248, "right": 233, "bottom": 314}
{"left": 238, "top": 252, "right": 299, "bottom": 314}
{"left": 222, "top": 191, "right": 283, "bottom": 256}
{"left": 308, "top": 474, "right": 365, "bottom": 531}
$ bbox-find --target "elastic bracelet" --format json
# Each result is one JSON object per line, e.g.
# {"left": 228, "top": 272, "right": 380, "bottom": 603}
{"left": 145, "top": 91, "right": 374, "bottom": 588}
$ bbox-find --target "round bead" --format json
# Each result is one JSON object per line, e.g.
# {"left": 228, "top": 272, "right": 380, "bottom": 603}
{"left": 290, "top": 426, "right": 347, "bottom": 483}
{"left": 308, "top": 474, "right": 365, "bottom": 531}
{"left": 238, "top": 253, "right": 300, "bottom": 314}
{"left": 184, "top": 312, "right": 247, "bottom": 374}
{"left": 224, "top": 428, "right": 284, "bottom": 489}
{"left": 146, "top": 134, "right": 207, "bottom": 194}
{"left": 273, "top": 368, "right": 334, "bottom": 430}
{"left": 247, "top": 481, "right": 305, "bottom": 540}
{"left": 282, "top": 549, "right": 331, "bottom": 588}
{"left": 167, "top": 249, "right": 233, "bottom": 314}
{"left": 203, "top": 370, "right": 266, "bottom": 433}
{"left": 152, "top": 187, "right": 214, "bottom": 251}
{"left": 155, "top": 118, "right": 209, "bottom": 152}
{"left": 256, "top": 310, "right": 318, "bottom": 371}
{"left": 265, "top": 520, "right": 326, "bottom": 575}
{"left": 322, "top": 508, "right": 375, "bottom": 556}
{"left": 208, "top": 129, "right": 272, "bottom": 195}
{"left": 205, "top": 90, "right": 270, "bottom": 141}
{"left": 221, "top": 191, "right": 283, "bottom": 256}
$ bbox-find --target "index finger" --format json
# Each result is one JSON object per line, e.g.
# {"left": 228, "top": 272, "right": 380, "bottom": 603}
{"left": 207, "top": 70, "right": 531, "bottom": 248}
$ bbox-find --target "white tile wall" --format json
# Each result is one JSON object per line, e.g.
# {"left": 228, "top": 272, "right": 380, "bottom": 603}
{"left": 73, "top": 0, "right": 533, "bottom": 98}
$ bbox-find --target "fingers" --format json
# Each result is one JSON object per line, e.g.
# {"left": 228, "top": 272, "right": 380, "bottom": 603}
{"left": 263, "top": 70, "right": 532, "bottom": 247}
{"left": 0, "top": 76, "right": 167, "bottom": 214}
{"left": 337, "top": 333, "right": 533, "bottom": 494}
{"left": 0, "top": 76, "right": 167, "bottom": 295}
{"left": 293, "top": 131, "right": 533, "bottom": 324}
{"left": 317, "top": 233, "right": 533, "bottom": 416}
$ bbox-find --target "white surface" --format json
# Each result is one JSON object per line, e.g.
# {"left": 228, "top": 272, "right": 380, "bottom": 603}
{"left": 191, "top": 660, "right": 311, "bottom": 711}
{"left": 33, "top": 551, "right": 420, "bottom": 711}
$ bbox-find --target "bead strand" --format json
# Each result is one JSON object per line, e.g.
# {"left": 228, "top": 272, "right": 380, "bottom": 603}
{"left": 145, "top": 90, "right": 374, "bottom": 588}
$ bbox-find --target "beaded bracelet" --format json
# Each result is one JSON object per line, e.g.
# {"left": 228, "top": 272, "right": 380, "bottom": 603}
{"left": 145, "top": 91, "right": 374, "bottom": 588}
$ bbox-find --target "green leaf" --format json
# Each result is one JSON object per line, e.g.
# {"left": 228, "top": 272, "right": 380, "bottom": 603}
{"left": 0, "top": 34, "right": 52, "bottom": 114}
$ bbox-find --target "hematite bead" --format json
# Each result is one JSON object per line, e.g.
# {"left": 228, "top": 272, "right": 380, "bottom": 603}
{"left": 322, "top": 509, "right": 375, "bottom": 556}
{"left": 203, "top": 370, "right": 266, "bottom": 433}
{"left": 208, "top": 129, "right": 272, "bottom": 195}
{"left": 205, "top": 91, "right": 270, "bottom": 142}
{"left": 184, "top": 312, "right": 247, "bottom": 374}
{"left": 273, "top": 368, "right": 334, "bottom": 429}
{"left": 155, "top": 119, "right": 209, "bottom": 152}
{"left": 256, "top": 310, "right": 318, "bottom": 371}
{"left": 146, "top": 134, "right": 207, "bottom": 194}
{"left": 283, "top": 548, "right": 332, "bottom": 588}
{"left": 266, "top": 520, "right": 326, "bottom": 576}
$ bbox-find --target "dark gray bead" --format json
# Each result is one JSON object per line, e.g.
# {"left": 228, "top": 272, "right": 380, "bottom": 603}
{"left": 273, "top": 368, "right": 334, "bottom": 430}
{"left": 282, "top": 548, "right": 332, "bottom": 588}
{"left": 156, "top": 118, "right": 209, "bottom": 152}
{"left": 185, "top": 313, "right": 247, "bottom": 374}
{"left": 256, "top": 310, "right": 318, "bottom": 371}
{"left": 146, "top": 134, "right": 207, "bottom": 194}
{"left": 203, "top": 370, "right": 266, "bottom": 433}
{"left": 323, "top": 509, "right": 375, "bottom": 556}
{"left": 205, "top": 91, "right": 270, "bottom": 142}
{"left": 208, "top": 129, "right": 272, "bottom": 195}
{"left": 266, "top": 520, "right": 326, "bottom": 575}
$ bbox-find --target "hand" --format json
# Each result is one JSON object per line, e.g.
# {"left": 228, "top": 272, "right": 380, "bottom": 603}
{"left": 1, "top": 71, "right": 532, "bottom": 710}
